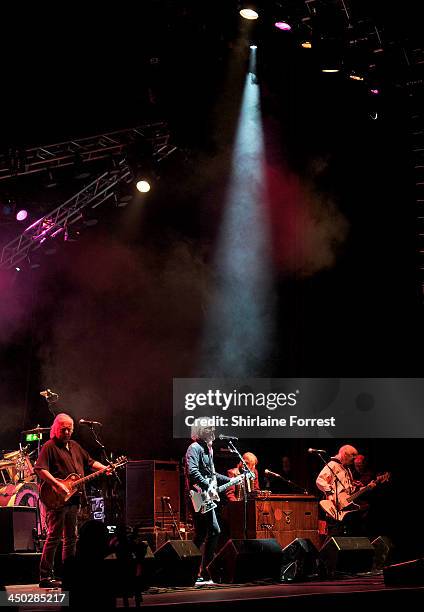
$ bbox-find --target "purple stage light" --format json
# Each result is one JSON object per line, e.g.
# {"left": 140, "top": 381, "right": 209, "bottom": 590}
{"left": 370, "top": 88, "right": 380, "bottom": 95}
{"left": 16, "top": 209, "right": 28, "bottom": 221}
{"left": 275, "top": 21, "right": 291, "bottom": 31}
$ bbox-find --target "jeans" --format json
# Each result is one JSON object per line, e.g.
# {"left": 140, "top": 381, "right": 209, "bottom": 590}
{"left": 40, "top": 504, "right": 79, "bottom": 580}
{"left": 192, "top": 508, "right": 221, "bottom": 577}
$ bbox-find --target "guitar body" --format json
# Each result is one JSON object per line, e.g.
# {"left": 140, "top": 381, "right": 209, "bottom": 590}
{"left": 190, "top": 472, "right": 254, "bottom": 514}
{"left": 190, "top": 489, "right": 217, "bottom": 514}
{"left": 320, "top": 472, "right": 391, "bottom": 521}
{"left": 320, "top": 497, "right": 360, "bottom": 521}
{"left": 40, "top": 474, "right": 80, "bottom": 510}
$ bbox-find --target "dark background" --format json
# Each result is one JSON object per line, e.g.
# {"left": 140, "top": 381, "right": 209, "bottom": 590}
{"left": 1, "top": 1, "right": 423, "bottom": 559}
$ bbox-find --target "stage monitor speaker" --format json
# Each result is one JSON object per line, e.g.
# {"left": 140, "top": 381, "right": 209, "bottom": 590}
{"left": 383, "top": 558, "right": 424, "bottom": 586}
{"left": 319, "top": 537, "right": 375, "bottom": 575}
{"left": 154, "top": 540, "right": 201, "bottom": 586}
{"left": 372, "top": 535, "right": 394, "bottom": 570}
{"left": 280, "top": 538, "right": 321, "bottom": 582}
{"left": 0, "top": 507, "right": 36, "bottom": 553}
{"left": 207, "top": 539, "right": 283, "bottom": 584}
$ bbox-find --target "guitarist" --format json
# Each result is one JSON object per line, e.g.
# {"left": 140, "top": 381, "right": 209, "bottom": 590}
{"left": 34, "top": 413, "right": 110, "bottom": 588}
{"left": 184, "top": 423, "right": 231, "bottom": 583}
{"left": 316, "top": 445, "right": 371, "bottom": 536}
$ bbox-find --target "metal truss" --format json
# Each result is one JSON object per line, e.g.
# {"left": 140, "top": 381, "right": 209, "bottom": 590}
{"left": 0, "top": 122, "right": 172, "bottom": 181}
{"left": 0, "top": 161, "right": 131, "bottom": 269}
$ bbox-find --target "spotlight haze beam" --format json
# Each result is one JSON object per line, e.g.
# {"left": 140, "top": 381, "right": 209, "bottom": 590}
{"left": 199, "top": 46, "right": 275, "bottom": 377}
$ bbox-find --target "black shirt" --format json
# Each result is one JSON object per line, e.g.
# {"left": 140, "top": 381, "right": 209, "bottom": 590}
{"left": 34, "top": 438, "right": 95, "bottom": 480}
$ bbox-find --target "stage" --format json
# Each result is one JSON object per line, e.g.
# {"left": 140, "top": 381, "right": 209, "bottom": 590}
{"left": 4, "top": 574, "right": 424, "bottom": 610}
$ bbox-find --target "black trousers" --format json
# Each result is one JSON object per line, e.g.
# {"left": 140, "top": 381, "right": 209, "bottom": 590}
{"left": 192, "top": 508, "right": 221, "bottom": 577}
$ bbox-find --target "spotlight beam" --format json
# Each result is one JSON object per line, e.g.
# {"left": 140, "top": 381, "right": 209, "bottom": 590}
{"left": 200, "top": 47, "right": 274, "bottom": 376}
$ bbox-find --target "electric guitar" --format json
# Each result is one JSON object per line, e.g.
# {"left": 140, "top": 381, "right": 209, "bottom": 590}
{"left": 320, "top": 471, "right": 390, "bottom": 521}
{"left": 190, "top": 472, "right": 255, "bottom": 514}
{"left": 39, "top": 456, "right": 128, "bottom": 510}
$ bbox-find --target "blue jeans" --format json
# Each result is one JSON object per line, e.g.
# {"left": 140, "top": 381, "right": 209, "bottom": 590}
{"left": 40, "top": 505, "right": 79, "bottom": 580}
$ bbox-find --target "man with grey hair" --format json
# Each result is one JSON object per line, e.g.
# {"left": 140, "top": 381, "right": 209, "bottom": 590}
{"left": 316, "top": 445, "right": 360, "bottom": 535}
{"left": 184, "top": 422, "right": 231, "bottom": 583}
{"left": 34, "top": 413, "right": 109, "bottom": 588}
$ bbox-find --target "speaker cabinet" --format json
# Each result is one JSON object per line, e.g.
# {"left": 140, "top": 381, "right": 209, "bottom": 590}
{"left": 154, "top": 540, "right": 201, "bottom": 586}
{"left": 280, "top": 538, "right": 321, "bottom": 582}
{"left": 0, "top": 507, "right": 36, "bottom": 553}
{"left": 372, "top": 535, "right": 394, "bottom": 570}
{"left": 125, "top": 460, "right": 180, "bottom": 529}
{"left": 319, "top": 537, "right": 375, "bottom": 575}
{"left": 383, "top": 558, "right": 424, "bottom": 586}
{"left": 207, "top": 539, "right": 283, "bottom": 584}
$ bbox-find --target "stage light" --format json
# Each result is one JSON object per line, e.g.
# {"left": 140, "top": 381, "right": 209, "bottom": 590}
{"left": 250, "top": 44, "right": 257, "bottom": 50}
{"left": 15, "top": 267, "right": 21, "bottom": 272}
{"left": 275, "top": 22, "right": 291, "bottom": 31}
{"left": 16, "top": 209, "right": 28, "bottom": 221}
{"left": 136, "top": 180, "right": 151, "bottom": 193}
{"left": 301, "top": 41, "right": 312, "bottom": 49}
{"left": 349, "top": 73, "right": 364, "bottom": 81}
{"left": 370, "top": 88, "right": 380, "bottom": 95}
{"left": 240, "top": 8, "right": 259, "bottom": 20}
{"left": 322, "top": 68, "right": 340, "bottom": 73}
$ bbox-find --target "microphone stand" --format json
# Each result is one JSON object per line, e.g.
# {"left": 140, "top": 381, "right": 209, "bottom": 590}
{"left": 162, "top": 497, "right": 183, "bottom": 541}
{"left": 86, "top": 424, "right": 122, "bottom": 525}
{"left": 315, "top": 452, "right": 345, "bottom": 524}
{"left": 267, "top": 472, "right": 309, "bottom": 495}
{"left": 226, "top": 441, "right": 255, "bottom": 541}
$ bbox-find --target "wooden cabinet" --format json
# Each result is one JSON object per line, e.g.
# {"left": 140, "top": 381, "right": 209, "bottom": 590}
{"left": 223, "top": 494, "right": 321, "bottom": 549}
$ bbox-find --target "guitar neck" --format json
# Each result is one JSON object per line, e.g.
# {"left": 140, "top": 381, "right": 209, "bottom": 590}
{"left": 349, "top": 481, "right": 374, "bottom": 501}
{"left": 73, "top": 466, "right": 108, "bottom": 488}
{"left": 218, "top": 476, "right": 243, "bottom": 494}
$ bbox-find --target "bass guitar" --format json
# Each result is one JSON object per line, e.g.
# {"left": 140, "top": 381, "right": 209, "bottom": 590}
{"left": 190, "top": 472, "right": 255, "bottom": 514}
{"left": 40, "top": 456, "right": 128, "bottom": 510}
{"left": 320, "top": 471, "right": 390, "bottom": 521}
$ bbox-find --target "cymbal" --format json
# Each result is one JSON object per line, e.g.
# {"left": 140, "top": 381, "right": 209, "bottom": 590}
{"left": 22, "top": 427, "right": 51, "bottom": 434}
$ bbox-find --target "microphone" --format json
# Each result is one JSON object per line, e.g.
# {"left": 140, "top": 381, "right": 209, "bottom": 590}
{"left": 307, "top": 448, "right": 327, "bottom": 454}
{"left": 219, "top": 434, "right": 238, "bottom": 441}
{"left": 40, "top": 389, "right": 59, "bottom": 400}
{"left": 264, "top": 469, "right": 283, "bottom": 479}
{"left": 79, "top": 419, "right": 102, "bottom": 427}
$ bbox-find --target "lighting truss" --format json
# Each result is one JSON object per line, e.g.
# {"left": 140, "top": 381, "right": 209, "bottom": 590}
{"left": 0, "top": 161, "right": 131, "bottom": 269}
{"left": 0, "top": 122, "right": 171, "bottom": 181}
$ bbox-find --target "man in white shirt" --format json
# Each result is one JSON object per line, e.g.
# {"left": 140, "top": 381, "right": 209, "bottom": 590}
{"left": 316, "top": 445, "right": 361, "bottom": 535}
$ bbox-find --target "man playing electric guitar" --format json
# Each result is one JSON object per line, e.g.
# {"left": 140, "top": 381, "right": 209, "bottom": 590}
{"left": 316, "top": 445, "right": 369, "bottom": 536}
{"left": 184, "top": 423, "right": 232, "bottom": 583}
{"left": 34, "top": 413, "right": 111, "bottom": 588}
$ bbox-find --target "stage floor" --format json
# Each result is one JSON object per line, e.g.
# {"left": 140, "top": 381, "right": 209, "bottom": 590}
{"left": 4, "top": 574, "right": 424, "bottom": 610}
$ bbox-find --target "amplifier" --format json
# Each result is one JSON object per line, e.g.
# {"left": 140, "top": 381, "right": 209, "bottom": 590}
{"left": 125, "top": 461, "right": 180, "bottom": 529}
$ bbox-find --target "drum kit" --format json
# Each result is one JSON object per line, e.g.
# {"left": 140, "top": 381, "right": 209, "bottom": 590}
{"left": 0, "top": 426, "right": 50, "bottom": 537}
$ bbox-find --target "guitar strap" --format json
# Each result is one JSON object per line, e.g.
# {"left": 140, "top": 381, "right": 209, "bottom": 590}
{"left": 208, "top": 446, "right": 216, "bottom": 477}
{"left": 331, "top": 457, "right": 354, "bottom": 491}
